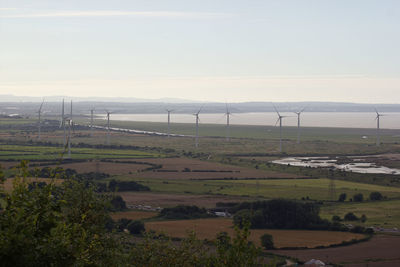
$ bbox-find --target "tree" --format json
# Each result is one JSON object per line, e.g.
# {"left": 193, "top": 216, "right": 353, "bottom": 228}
{"left": 338, "top": 193, "right": 347, "bottom": 202}
{"left": 344, "top": 212, "right": 358, "bottom": 221}
{"left": 0, "top": 161, "right": 122, "bottom": 266}
{"left": 332, "top": 215, "right": 341, "bottom": 222}
{"left": 260, "top": 233, "right": 274, "bottom": 249}
{"left": 360, "top": 214, "right": 367, "bottom": 223}
{"left": 353, "top": 193, "right": 364, "bottom": 202}
{"left": 127, "top": 220, "right": 145, "bottom": 235}
{"left": 370, "top": 191, "right": 383, "bottom": 201}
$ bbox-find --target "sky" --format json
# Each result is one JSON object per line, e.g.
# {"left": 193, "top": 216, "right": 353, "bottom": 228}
{"left": 1, "top": 0, "right": 400, "bottom": 103}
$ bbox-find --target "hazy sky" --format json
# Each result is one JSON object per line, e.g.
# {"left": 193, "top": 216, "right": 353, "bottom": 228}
{"left": 1, "top": 0, "right": 399, "bottom": 103}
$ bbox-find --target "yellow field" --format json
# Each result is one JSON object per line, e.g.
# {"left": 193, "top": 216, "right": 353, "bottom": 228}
{"left": 111, "top": 210, "right": 158, "bottom": 221}
{"left": 145, "top": 218, "right": 365, "bottom": 249}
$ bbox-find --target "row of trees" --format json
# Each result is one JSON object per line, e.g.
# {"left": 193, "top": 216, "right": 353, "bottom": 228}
{"left": 338, "top": 191, "right": 384, "bottom": 202}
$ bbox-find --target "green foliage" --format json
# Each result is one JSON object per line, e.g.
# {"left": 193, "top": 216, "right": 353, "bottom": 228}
{"left": 159, "top": 205, "right": 216, "bottom": 220}
{"left": 338, "top": 193, "right": 347, "bottom": 202}
{"left": 108, "top": 179, "right": 150, "bottom": 192}
{"left": 353, "top": 193, "right": 364, "bottom": 202}
{"left": 344, "top": 212, "right": 359, "bottom": 221}
{"left": 127, "top": 220, "right": 145, "bottom": 235}
{"left": 129, "top": 224, "right": 266, "bottom": 267}
{"left": 110, "top": 195, "right": 127, "bottom": 211}
{"left": 0, "top": 161, "right": 122, "bottom": 266}
{"left": 369, "top": 191, "right": 383, "bottom": 201}
{"left": 260, "top": 234, "right": 274, "bottom": 250}
{"left": 232, "top": 199, "right": 325, "bottom": 230}
{"left": 332, "top": 215, "right": 342, "bottom": 222}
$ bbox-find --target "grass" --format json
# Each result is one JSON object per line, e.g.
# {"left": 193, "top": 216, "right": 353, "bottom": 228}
{"left": 114, "top": 176, "right": 400, "bottom": 201}
{"left": 0, "top": 143, "right": 162, "bottom": 161}
{"left": 321, "top": 199, "right": 400, "bottom": 228}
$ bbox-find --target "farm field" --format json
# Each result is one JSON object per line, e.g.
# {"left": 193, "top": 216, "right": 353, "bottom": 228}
{"left": 117, "top": 176, "right": 400, "bottom": 201}
{"left": 321, "top": 200, "right": 400, "bottom": 229}
{"left": 145, "top": 218, "right": 365, "bottom": 249}
{"left": 118, "top": 192, "right": 251, "bottom": 209}
{"left": 0, "top": 143, "right": 162, "bottom": 161}
{"left": 111, "top": 210, "right": 158, "bottom": 221}
{"left": 273, "top": 234, "right": 400, "bottom": 266}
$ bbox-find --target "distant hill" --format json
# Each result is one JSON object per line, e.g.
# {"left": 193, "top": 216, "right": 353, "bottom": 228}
{"left": 1, "top": 95, "right": 400, "bottom": 115}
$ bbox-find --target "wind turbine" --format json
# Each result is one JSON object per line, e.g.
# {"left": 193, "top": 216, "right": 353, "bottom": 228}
{"left": 105, "top": 110, "right": 112, "bottom": 145}
{"left": 225, "top": 103, "right": 231, "bottom": 142}
{"left": 90, "top": 108, "right": 95, "bottom": 136}
{"left": 66, "top": 118, "right": 72, "bottom": 158}
{"left": 68, "top": 100, "right": 73, "bottom": 157}
{"left": 60, "top": 99, "right": 67, "bottom": 147}
{"left": 294, "top": 107, "right": 305, "bottom": 144}
{"left": 166, "top": 109, "right": 173, "bottom": 138}
{"left": 274, "top": 106, "right": 290, "bottom": 153}
{"left": 375, "top": 108, "right": 384, "bottom": 147}
{"left": 193, "top": 106, "right": 203, "bottom": 148}
{"left": 37, "top": 100, "right": 44, "bottom": 141}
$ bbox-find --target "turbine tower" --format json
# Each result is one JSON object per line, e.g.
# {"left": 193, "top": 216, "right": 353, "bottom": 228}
{"left": 294, "top": 107, "right": 305, "bottom": 144}
{"left": 166, "top": 109, "right": 173, "bottom": 138}
{"left": 375, "top": 108, "right": 384, "bottom": 147}
{"left": 106, "top": 110, "right": 112, "bottom": 145}
{"left": 60, "top": 99, "right": 67, "bottom": 147}
{"left": 193, "top": 106, "right": 203, "bottom": 148}
{"left": 225, "top": 103, "right": 231, "bottom": 142}
{"left": 68, "top": 100, "right": 73, "bottom": 157}
{"left": 274, "top": 106, "right": 289, "bottom": 153}
{"left": 67, "top": 118, "right": 72, "bottom": 158}
{"left": 90, "top": 108, "right": 95, "bottom": 136}
{"left": 37, "top": 100, "right": 44, "bottom": 141}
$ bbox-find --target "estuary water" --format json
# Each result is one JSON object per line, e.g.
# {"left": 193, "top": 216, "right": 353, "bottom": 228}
{"left": 99, "top": 112, "right": 400, "bottom": 129}
{"left": 272, "top": 156, "right": 400, "bottom": 175}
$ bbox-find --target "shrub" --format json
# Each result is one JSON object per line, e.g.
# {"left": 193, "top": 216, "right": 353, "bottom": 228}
{"left": 344, "top": 212, "right": 358, "bottom": 221}
{"left": 127, "top": 220, "right": 145, "bottom": 235}
{"left": 110, "top": 195, "right": 127, "bottom": 211}
{"left": 338, "top": 193, "right": 347, "bottom": 202}
{"left": 260, "top": 234, "right": 274, "bottom": 249}
{"left": 369, "top": 191, "right": 383, "bottom": 201}
{"left": 353, "top": 193, "right": 364, "bottom": 202}
{"left": 360, "top": 214, "right": 367, "bottom": 223}
{"left": 332, "top": 215, "right": 341, "bottom": 222}
{"left": 159, "top": 205, "right": 215, "bottom": 220}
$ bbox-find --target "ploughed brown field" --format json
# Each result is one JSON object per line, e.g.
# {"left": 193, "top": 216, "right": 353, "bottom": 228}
{"left": 111, "top": 210, "right": 158, "bottom": 221}
{"left": 119, "top": 192, "right": 251, "bottom": 208}
{"left": 273, "top": 234, "right": 400, "bottom": 267}
{"left": 145, "top": 218, "right": 365, "bottom": 249}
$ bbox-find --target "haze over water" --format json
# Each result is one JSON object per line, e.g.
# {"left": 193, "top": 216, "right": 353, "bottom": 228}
{"left": 101, "top": 112, "right": 400, "bottom": 129}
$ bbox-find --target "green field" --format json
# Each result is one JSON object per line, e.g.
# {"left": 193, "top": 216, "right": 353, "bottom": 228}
{"left": 321, "top": 199, "right": 400, "bottom": 228}
{"left": 113, "top": 176, "right": 400, "bottom": 201}
{"left": 0, "top": 144, "right": 162, "bottom": 161}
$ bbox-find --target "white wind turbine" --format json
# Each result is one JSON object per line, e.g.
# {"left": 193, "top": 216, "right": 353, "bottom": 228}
{"left": 225, "top": 103, "right": 232, "bottom": 142}
{"left": 105, "top": 110, "right": 113, "bottom": 145}
{"left": 193, "top": 106, "right": 203, "bottom": 148}
{"left": 68, "top": 100, "right": 73, "bottom": 157}
{"left": 37, "top": 100, "right": 45, "bottom": 141}
{"left": 60, "top": 99, "right": 67, "bottom": 147}
{"left": 294, "top": 107, "right": 306, "bottom": 144}
{"left": 90, "top": 107, "right": 95, "bottom": 136}
{"left": 166, "top": 109, "right": 173, "bottom": 138}
{"left": 375, "top": 108, "right": 385, "bottom": 147}
{"left": 274, "top": 106, "right": 290, "bottom": 153}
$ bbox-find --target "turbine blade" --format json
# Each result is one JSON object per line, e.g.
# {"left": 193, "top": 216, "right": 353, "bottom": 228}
{"left": 274, "top": 118, "right": 280, "bottom": 126}
{"left": 273, "top": 105, "right": 280, "bottom": 116}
